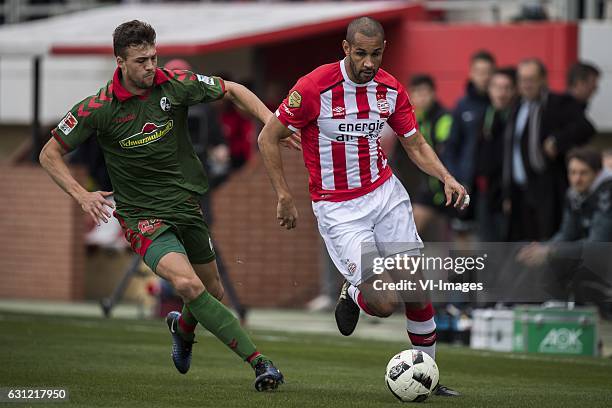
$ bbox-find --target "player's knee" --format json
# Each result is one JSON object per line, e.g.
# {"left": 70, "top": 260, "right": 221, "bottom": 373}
{"left": 172, "top": 275, "right": 204, "bottom": 301}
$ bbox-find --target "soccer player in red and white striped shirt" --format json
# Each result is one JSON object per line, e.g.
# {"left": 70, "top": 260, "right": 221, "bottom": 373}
{"left": 258, "top": 17, "right": 467, "bottom": 397}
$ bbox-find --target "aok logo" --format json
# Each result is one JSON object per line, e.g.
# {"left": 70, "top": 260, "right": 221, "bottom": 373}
{"left": 119, "top": 120, "right": 173, "bottom": 149}
{"left": 538, "top": 328, "right": 583, "bottom": 353}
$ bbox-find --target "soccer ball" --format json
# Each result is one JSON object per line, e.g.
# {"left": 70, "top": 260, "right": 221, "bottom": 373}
{"left": 384, "top": 349, "right": 439, "bottom": 403}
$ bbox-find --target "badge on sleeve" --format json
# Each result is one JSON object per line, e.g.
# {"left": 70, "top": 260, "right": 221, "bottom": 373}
{"left": 288, "top": 90, "right": 302, "bottom": 108}
{"left": 196, "top": 74, "right": 216, "bottom": 86}
{"left": 58, "top": 112, "right": 78, "bottom": 135}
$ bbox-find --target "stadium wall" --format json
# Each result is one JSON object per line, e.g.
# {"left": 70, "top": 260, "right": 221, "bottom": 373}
{"left": 211, "top": 151, "right": 322, "bottom": 308}
{"left": 0, "top": 165, "right": 86, "bottom": 300}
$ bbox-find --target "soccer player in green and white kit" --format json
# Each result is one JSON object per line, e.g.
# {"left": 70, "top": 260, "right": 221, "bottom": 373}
{"left": 39, "top": 20, "right": 284, "bottom": 391}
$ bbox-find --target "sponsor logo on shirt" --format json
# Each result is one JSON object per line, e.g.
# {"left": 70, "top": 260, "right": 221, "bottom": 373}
{"left": 333, "top": 120, "right": 386, "bottom": 141}
{"left": 58, "top": 112, "right": 78, "bottom": 135}
{"left": 196, "top": 74, "right": 215, "bottom": 86}
{"left": 160, "top": 97, "right": 171, "bottom": 112}
{"left": 281, "top": 103, "right": 294, "bottom": 117}
{"left": 119, "top": 120, "right": 174, "bottom": 149}
{"left": 288, "top": 90, "right": 302, "bottom": 108}
{"left": 332, "top": 106, "right": 345, "bottom": 118}
{"left": 114, "top": 113, "right": 136, "bottom": 123}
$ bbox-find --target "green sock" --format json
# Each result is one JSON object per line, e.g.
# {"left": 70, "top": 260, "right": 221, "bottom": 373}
{"left": 187, "top": 291, "right": 263, "bottom": 365}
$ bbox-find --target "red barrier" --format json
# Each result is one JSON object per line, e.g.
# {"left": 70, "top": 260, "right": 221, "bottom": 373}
{"left": 385, "top": 22, "right": 577, "bottom": 108}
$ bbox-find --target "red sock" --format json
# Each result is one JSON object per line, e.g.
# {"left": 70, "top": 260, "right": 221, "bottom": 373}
{"left": 356, "top": 292, "right": 376, "bottom": 316}
{"left": 405, "top": 303, "right": 437, "bottom": 359}
{"left": 178, "top": 313, "right": 197, "bottom": 334}
{"left": 347, "top": 285, "right": 375, "bottom": 316}
{"left": 405, "top": 303, "right": 434, "bottom": 322}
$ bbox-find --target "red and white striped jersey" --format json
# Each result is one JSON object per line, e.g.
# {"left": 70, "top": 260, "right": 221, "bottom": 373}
{"left": 276, "top": 60, "right": 417, "bottom": 202}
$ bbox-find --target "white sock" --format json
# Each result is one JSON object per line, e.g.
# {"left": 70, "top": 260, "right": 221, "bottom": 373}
{"left": 406, "top": 317, "right": 437, "bottom": 360}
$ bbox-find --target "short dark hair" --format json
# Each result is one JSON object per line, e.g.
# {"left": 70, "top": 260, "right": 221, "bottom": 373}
{"left": 519, "top": 57, "right": 548, "bottom": 78}
{"left": 567, "top": 147, "right": 602, "bottom": 172}
{"left": 113, "top": 20, "right": 156, "bottom": 58}
{"left": 471, "top": 50, "right": 495, "bottom": 66}
{"left": 346, "top": 16, "right": 385, "bottom": 44}
{"left": 492, "top": 66, "right": 517, "bottom": 86}
{"left": 567, "top": 61, "right": 601, "bottom": 87}
{"left": 409, "top": 74, "right": 435, "bottom": 90}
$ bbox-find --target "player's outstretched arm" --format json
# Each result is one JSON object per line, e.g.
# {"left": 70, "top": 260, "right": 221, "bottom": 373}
{"left": 257, "top": 116, "right": 299, "bottom": 229}
{"left": 39, "top": 138, "right": 114, "bottom": 225}
{"left": 398, "top": 130, "right": 469, "bottom": 210}
{"left": 223, "top": 81, "right": 273, "bottom": 125}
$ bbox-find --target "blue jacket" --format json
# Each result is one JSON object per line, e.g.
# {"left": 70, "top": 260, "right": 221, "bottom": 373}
{"left": 444, "top": 82, "right": 490, "bottom": 189}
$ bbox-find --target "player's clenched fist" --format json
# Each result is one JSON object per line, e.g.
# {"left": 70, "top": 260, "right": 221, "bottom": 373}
{"left": 277, "top": 197, "right": 298, "bottom": 230}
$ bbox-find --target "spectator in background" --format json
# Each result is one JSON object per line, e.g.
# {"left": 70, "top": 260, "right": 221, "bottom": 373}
{"left": 165, "top": 59, "right": 230, "bottom": 195}
{"left": 503, "top": 58, "right": 596, "bottom": 241}
{"left": 603, "top": 149, "right": 612, "bottom": 171}
{"left": 567, "top": 61, "right": 601, "bottom": 112}
{"left": 474, "top": 67, "right": 517, "bottom": 241}
{"left": 517, "top": 147, "right": 612, "bottom": 316}
{"left": 215, "top": 74, "right": 256, "bottom": 170}
{"left": 391, "top": 74, "right": 452, "bottom": 240}
{"left": 444, "top": 50, "right": 495, "bottom": 233}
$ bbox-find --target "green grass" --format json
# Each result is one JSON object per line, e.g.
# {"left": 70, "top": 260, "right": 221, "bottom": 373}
{"left": 1, "top": 313, "right": 611, "bottom": 407}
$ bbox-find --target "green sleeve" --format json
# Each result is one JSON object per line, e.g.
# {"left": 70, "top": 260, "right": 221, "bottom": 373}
{"left": 170, "top": 70, "right": 226, "bottom": 106}
{"left": 51, "top": 97, "right": 98, "bottom": 152}
{"left": 434, "top": 113, "right": 452, "bottom": 143}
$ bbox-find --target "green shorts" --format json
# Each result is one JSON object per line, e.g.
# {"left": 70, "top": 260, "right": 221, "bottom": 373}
{"left": 115, "top": 209, "right": 216, "bottom": 272}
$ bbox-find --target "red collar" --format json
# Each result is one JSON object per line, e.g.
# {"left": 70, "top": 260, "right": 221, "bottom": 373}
{"left": 112, "top": 67, "right": 170, "bottom": 102}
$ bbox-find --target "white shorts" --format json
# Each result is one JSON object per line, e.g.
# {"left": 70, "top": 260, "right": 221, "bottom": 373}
{"left": 312, "top": 175, "right": 423, "bottom": 287}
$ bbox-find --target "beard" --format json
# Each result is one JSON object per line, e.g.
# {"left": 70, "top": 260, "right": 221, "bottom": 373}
{"left": 349, "top": 58, "right": 376, "bottom": 83}
{"left": 128, "top": 71, "right": 155, "bottom": 90}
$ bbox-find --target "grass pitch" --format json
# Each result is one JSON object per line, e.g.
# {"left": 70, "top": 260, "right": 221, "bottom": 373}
{"left": 1, "top": 312, "right": 611, "bottom": 407}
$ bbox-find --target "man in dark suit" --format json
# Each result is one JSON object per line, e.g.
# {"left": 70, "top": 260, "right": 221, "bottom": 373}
{"left": 503, "top": 58, "right": 596, "bottom": 241}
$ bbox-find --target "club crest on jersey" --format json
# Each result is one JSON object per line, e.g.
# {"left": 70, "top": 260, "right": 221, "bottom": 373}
{"left": 58, "top": 112, "right": 78, "bottom": 135}
{"left": 341, "top": 258, "right": 357, "bottom": 275}
{"left": 377, "top": 98, "right": 390, "bottom": 114}
{"left": 288, "top": 90, "right": 302, "bottom": 108}
{"left": 138, "top": 219, "right": 163, "bottom": 235}
{"left": 160, "top": 97, "right": 171, "bottom": 112}
{"left": 119, "top": 120, "right": 173, "bottom": 149}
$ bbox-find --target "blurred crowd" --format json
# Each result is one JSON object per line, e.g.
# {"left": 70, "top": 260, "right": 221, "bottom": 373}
{"left": 390, "top": 52, "right": 605, "bottom": 245}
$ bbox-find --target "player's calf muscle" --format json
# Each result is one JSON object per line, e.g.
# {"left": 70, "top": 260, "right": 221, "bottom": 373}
{"left": 359, "top": 284, "right": 397, "bottom": 317}
{"left": 205, "top": 281, "right": 224, "bottom": 301}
